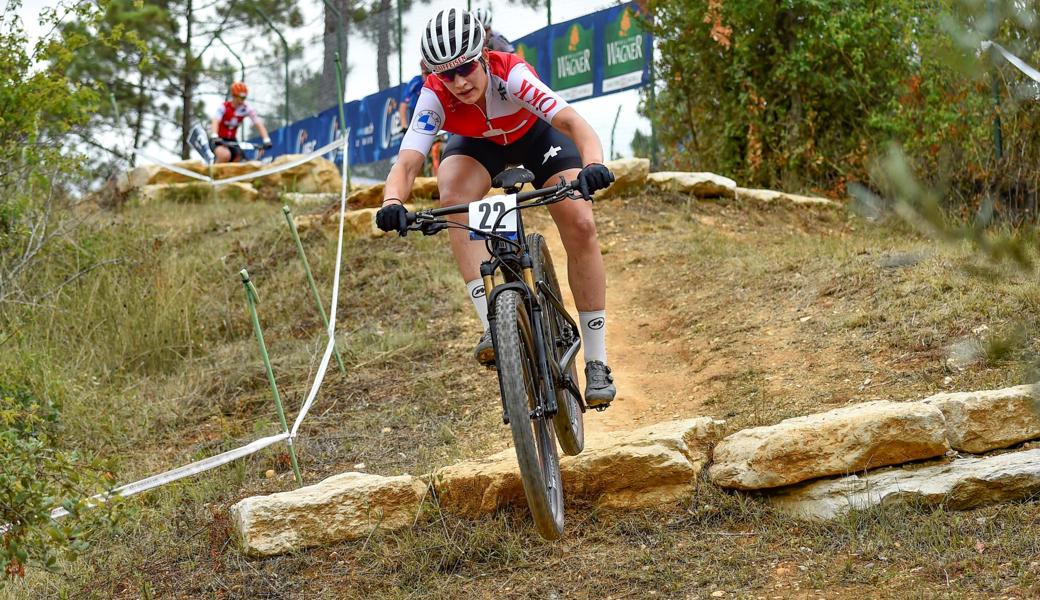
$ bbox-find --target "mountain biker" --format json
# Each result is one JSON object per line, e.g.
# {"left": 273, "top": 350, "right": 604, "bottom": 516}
{"left": 472, "top": 6, "right": 516, "bottom": 53}
{"left": 375, "top": 8, "right": 616, "bottom": 407}
{"left": 210, "top": 81, "right": 272, "bottom": 163}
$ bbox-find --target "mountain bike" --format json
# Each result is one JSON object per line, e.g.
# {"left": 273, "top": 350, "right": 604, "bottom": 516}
{"left": 402, "top": 167, "right": 591, "bottom": 540}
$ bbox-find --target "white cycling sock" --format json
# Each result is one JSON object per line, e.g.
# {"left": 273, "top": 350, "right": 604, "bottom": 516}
{"left": 466, "top": 279, "right": 489, "bottom": 332}
{"left": 579, "top": 310, "right": 607, "bottom": 364}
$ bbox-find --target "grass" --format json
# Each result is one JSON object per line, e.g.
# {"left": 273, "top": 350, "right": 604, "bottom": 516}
{"left": 2, "top": 190, "right": 1039, "bottom": 598}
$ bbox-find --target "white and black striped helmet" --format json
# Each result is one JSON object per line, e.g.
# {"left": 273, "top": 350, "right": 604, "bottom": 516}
{"left": 473, "top": 7, "right": 492, "bottom": 29}
{"left": 420, "top": 8, "right": 486, "bottom": 73}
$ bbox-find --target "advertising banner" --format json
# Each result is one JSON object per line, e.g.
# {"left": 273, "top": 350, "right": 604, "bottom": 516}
{"left": 600, "top": 4, "right": 651, "bottom": 94}
{"left": 550, "top": 18, "right": 595, "bottom": 101}
{"left": 316, "top": 103, "right": 352, "bottom": 167}
{"left": 350, "top": 82, "right": 406, "bottom": 165}
{"left": 513, "top": 27, "right": 551, "bottom": 82}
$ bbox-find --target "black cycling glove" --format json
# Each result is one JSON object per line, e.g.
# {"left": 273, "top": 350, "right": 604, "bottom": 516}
{"left": 375, "top": 202, "right": 408, "bottom": 233}
{"left": 577, "top": 163, "right": 615, "bottom": 199}
{"left": 262, "top": 139, "right": 273, "bottom": 150}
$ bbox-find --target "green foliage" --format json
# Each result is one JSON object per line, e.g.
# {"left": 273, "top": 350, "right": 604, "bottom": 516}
{"left": 0, "top": 1, "right": 126, "bottom": 580}
{"left": 0, "top": 384, "right": 120, "bottom": 580}
{"left": 644, "top": 0, "right": 1040, "bottom": 212}
{"left": 645, "top": 0, "right": 921, "bottom": 193}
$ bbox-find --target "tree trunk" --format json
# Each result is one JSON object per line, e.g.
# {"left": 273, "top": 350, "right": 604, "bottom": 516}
{"left": 131, "top": 68, "right": 146, "bottom": 167}
{"left": 180, "top": 0, "right": 195, "bottom": 159}
{"left": 320, "top": 0, "right": 351, "bottom": 108}
{"left": 376, "top": 0, "right": 392, "bottom": 90}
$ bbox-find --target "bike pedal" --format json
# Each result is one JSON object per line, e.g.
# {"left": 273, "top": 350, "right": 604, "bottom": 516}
{"left": 591, "top": 402, "right": 612, "bottom": 412}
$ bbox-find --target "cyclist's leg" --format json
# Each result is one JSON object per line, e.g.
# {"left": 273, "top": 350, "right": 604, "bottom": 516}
{"left": 213, "top": 144, "right": 232, "bottom": 163}
{"left": 439, "top": 136, "right": 506, "bottom": 364}
{"left": 437, "top": 136, "right": 504, "bottom": 282}
{"left": 228, "top": 143, "right": 243, "bottom": 163}
{"left": 521, "top": 123, "right": 603, "bottom": 314}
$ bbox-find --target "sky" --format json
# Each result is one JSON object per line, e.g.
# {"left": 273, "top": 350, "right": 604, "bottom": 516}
{"left": 11, "top": 0, "right": 652, "bottom": 165}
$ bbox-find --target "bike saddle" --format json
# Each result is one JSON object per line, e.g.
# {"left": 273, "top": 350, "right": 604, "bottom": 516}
{"left": 492, "top": 167, "right": 535, "bottom": 193}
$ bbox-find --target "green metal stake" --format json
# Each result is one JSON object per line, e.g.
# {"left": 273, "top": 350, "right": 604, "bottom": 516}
{"left": 240, "top": 269, "right": 303, "bottom": 486}
{"left": 334, "top": 53, "right": 351, "bottom": 190}
{"left": 282, "top": 205, "right": 347, "bottom": 375}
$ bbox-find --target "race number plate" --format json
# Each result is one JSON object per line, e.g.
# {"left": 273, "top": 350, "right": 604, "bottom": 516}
{"left": 468, "top": 194, "right": 518, "bottom": 240}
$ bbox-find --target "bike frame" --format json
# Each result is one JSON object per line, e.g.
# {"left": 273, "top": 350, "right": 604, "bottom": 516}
{"left": 406, "top": 179, "right": 584, "bottom": 426}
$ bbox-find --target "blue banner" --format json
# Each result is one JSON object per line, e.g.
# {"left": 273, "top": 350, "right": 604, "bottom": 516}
{"left": 350, "top": 83, "right": 406, "bottom": 165}
{"left": 257, "top": 2, "right": 651, "bottom": 167}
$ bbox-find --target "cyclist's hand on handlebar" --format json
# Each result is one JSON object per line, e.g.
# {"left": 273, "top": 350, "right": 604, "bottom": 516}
{"left": 208, "top": 134, "right": 220, "bottom": 151}
{"left": 262, "top": 137, "right": 273, "bottom": 150}
{"left": 577, "top": 163, "right": 615, "bottom": 200}
{"left": 375, "top": 201, "right": 408, "bottom": 234}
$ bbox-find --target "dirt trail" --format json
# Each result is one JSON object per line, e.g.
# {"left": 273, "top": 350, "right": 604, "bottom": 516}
{"left": 538, "top": 224, "right": 699, "bottom": 434}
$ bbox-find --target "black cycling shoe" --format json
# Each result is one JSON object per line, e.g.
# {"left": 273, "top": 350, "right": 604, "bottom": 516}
{"left": 474, "top": 330, "right": 495, "bottom": 367}
{"left": 584, "top": 360, "right": 615, "bottom": 409}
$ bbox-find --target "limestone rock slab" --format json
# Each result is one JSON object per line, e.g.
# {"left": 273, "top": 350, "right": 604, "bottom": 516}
{"left": 433, "top": 417, "right": 723, "bottom": 516}
{"left": 261, "top": 155, "right": 341, "bottom": 193}
{"left": 134, "top": 182, "right": 258, "bottom": 204}
{"left": 735, "top": 187, "right": 838, "bottom": 207}
{"left": 647, "top": 171, "right": 737, "bottom": 198}
{"left": 347, "top": 183, "right": 385, "bottom": 209}
{"left": 412, "top": 176, "right": 439, "bottom": 199}
{"left": 116, "top": 164, "right": 161, "bottom": 193}
{"left": 231, "top": 472, "right": 426, "bottom": 557}
{"left": 565, "top": 417, "right": 724, "bottom": 509}
{"left": 769, "top": 449, "right": 1040, "bottom": 521}
{"left": 922, "top": 384, "right": 1040, "bottom": 453}
{"left": 709, "top": 401, "right": 949, "bottom": 490}
{"left": 595, "top": 157, "right": 650, "bottom": 200}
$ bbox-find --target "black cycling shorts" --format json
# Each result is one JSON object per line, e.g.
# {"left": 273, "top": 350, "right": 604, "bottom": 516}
{"left": 214, "top": 137, "right": 243, "bottom": 162}
{"left": 441, "top": 118, "right": 583, "bottom": 188}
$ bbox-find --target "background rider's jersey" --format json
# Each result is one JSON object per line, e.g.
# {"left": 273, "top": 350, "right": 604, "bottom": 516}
{"left": 399, "top": 51, "right": 569, "bottom": 156}
{"left": 213, "top": 101, "right": 260, "bottom": 139}
{"left": 487, "top": 30, "right": 515, "bottom": 53}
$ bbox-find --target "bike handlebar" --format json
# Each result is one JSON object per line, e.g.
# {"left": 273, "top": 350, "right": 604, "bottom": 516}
{"left": 404, "top": 178, "right": 580, "bottom": 229}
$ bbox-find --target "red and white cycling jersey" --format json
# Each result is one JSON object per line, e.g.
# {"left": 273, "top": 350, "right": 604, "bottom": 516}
{"left": 399, "top": 51, "right": 569, "bottom": 155}
{"left": 213, "top": 101, "right": 260, "bottom": 139}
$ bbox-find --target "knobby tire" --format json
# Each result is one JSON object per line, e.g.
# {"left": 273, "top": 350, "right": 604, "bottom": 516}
{"left": 493, "top": 289, "right": 565, "bottom": 540}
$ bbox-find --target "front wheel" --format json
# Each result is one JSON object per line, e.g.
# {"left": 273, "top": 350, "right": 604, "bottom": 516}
{"left": 493, "top": 289, "right": 565, "bottom": 540}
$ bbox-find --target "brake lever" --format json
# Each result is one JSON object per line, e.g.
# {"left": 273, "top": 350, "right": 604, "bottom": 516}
{"left": 420, "top": 220, "right": 447, "bottom": 236}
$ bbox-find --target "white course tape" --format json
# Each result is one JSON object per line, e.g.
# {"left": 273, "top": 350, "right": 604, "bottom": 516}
{"left": 133, "top": 149, "right": 213, "bottom": 182}
{"left": 211, "top": 138, "right": 346, "bottom": 187}
{"left": 132, "top": 137, "right": 346, "bottom": 187}
{"left": 983, "top": 40, "right": 1040, "bottom": 84}
{"left": 47, "top": 432, "right": 290, "bottom": 521}
{"left": 290, "top": 133, "right": 350, "bottom": 438}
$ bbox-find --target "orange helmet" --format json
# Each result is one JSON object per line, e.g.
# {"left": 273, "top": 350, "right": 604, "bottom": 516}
{"left": 230, "top": 81, "right": 248, "bottom": 98}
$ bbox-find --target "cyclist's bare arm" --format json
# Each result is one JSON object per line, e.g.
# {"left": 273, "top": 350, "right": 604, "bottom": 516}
{"left": 254, "top": 120, "right": 270, "bottom": 142}
{"left": 550, "top": 107, "right": 604, "bottom": 166}
{"left": 383, "top": 149, "right": 425, "bottom": 204}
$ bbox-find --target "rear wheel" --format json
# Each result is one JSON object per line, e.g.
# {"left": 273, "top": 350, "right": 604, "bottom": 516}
{"left": 493, "top": 289, "right": 565, "bottom": 540}
{"left": 528, "top": 233, "right": 584, "bottom": 456}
